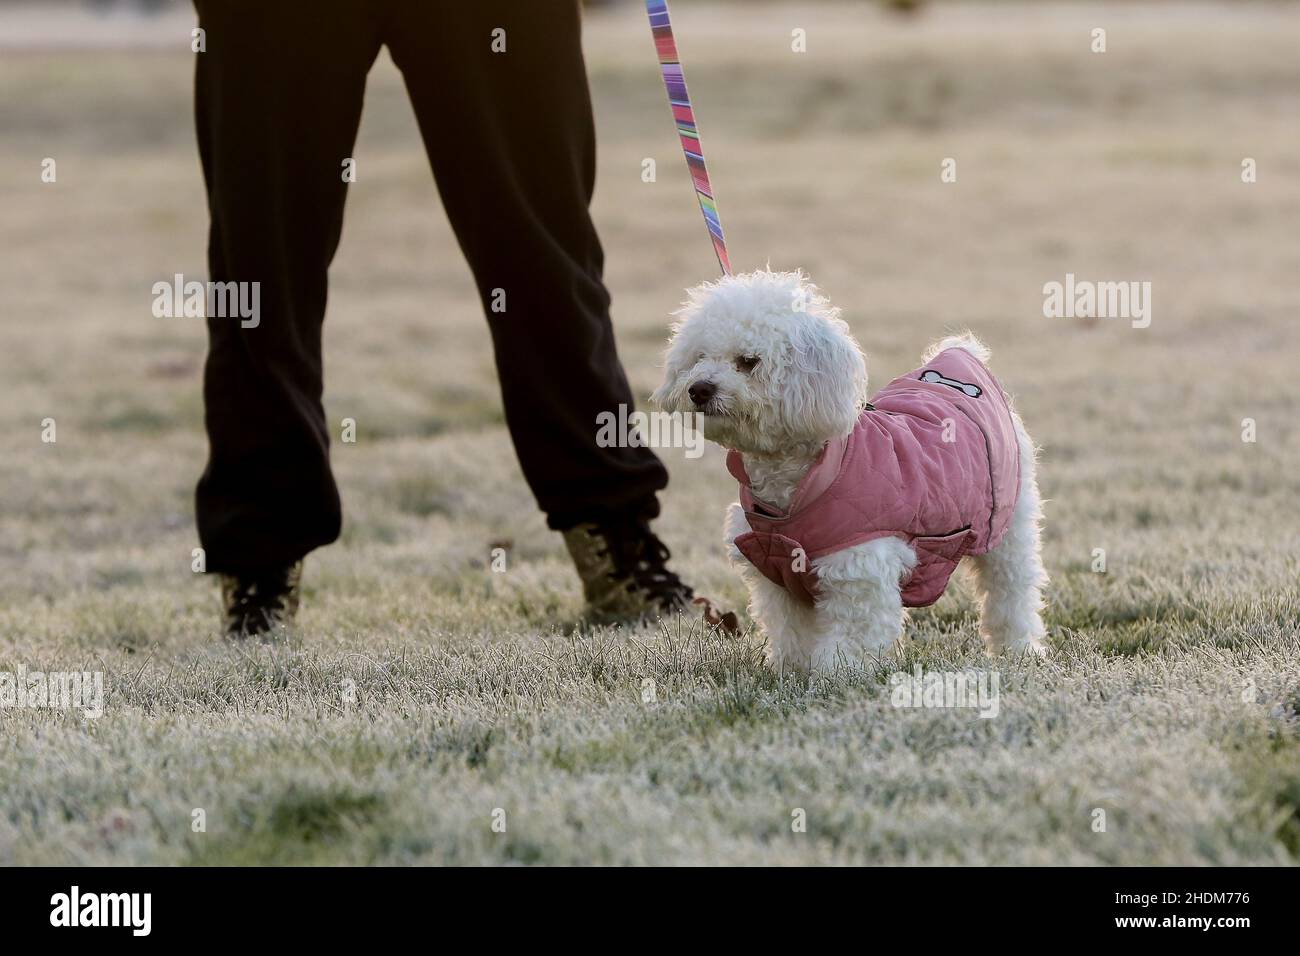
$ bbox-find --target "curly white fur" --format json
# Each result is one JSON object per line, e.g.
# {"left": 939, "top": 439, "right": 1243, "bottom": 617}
{"left": 656, "top": 269, "right": 1049, "bottom": 670}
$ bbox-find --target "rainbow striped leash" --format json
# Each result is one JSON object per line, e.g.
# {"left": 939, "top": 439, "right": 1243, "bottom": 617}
{"left": 645, "top": 0, "right": 732, "bottom": 275}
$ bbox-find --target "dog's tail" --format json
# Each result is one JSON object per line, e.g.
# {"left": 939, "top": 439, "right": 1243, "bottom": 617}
{"left": 923, "top": 332, "right": 991, "bottom": 364}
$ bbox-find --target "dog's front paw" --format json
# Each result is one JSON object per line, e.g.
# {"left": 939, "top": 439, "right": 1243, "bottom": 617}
{"left": 770, "top": 641, "right": 813, "bottom": 673}
{"left": 1003, "top": 635, "right": 1048, "bottom": 658}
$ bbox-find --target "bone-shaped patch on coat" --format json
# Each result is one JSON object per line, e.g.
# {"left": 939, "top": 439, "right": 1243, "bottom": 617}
{"left": 919, "top": 368, "right": 982, "bottom": 398}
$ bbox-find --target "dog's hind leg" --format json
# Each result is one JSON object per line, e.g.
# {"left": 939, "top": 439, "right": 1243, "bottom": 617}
{"left": 969, "top": 413, "right": 1048, "bottom": 656}
{"left": 808, "top": 537, "right": 915, "bottom": 669}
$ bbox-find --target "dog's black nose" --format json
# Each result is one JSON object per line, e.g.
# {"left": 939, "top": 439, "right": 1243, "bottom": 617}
{"left": 688, "top": 380, "right": 716, "bottom": 407}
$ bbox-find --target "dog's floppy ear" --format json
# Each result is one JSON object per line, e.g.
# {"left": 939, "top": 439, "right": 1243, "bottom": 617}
{"left": 775, "top": 308, "right": 867, "bottom": 441}
{"left": 651, "top": 321, "right": 684, "bottom": 408}
{"left": 651, "top": 316, "right": 694, "bottom": 409}
{"left": 651, "top": 283, "right": 713, "bottom": 409}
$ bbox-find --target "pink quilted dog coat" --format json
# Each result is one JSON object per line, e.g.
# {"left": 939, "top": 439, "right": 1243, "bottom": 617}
{"left": 729, "top": 348, "right": 1021, "bottom": 607}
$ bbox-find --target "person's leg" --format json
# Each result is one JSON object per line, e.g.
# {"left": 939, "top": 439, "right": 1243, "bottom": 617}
{"left": 384, "top": 0, "right": 668, "bottom": 531}
{"left": 193, "top": 0, "right": 382, "bottom": 575}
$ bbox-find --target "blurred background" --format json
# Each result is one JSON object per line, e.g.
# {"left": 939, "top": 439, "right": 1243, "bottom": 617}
{"left": 2, "top": 0, "right": 1299, "bottom": 867}
{"left": 2, "top": 0, "right": 1297, "bottom": 624}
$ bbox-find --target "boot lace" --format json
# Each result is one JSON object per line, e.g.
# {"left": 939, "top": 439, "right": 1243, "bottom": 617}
{"left": 590, "top": 520, "right": 692, "bottom": 608}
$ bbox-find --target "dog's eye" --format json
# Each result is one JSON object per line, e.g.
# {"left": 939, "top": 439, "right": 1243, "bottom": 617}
{"left": 735, "top": 355, "right": 761, "bottom": 374}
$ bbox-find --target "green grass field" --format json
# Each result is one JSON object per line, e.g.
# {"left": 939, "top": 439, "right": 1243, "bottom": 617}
{"left": 1, "top": 2, "right": 1298, "bottom": 865}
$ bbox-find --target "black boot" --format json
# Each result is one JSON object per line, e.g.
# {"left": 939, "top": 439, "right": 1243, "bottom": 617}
{"left": 562, "top": 519, "right": 696, "bottom": 624}
{"left": 218, "top": 561, "right": 303, "bottom": 638}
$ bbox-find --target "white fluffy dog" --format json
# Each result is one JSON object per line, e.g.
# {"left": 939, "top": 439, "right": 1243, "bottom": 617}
{"left": 653, "top": 270, "right": 1048, "bottom": 670}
